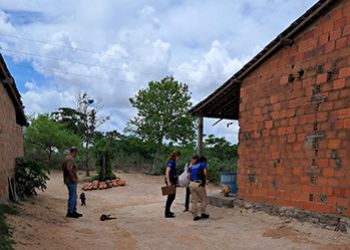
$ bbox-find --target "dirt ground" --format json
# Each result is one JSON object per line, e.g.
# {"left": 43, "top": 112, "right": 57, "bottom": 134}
{"left": 6, "top": 171, "right": 350, "bottom": 250}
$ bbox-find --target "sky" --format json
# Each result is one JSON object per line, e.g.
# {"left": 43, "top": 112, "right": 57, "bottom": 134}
{"left": 0, "top": 0, "right": 318, "bottom": 144}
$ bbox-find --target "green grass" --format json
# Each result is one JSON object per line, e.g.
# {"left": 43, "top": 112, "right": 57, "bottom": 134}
{"left": 0, "top": 204, "right": 17, "bottom": 250}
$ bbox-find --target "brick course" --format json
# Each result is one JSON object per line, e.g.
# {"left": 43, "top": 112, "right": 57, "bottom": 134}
{"left": 238, "top": 0, "right": 350, "bottom": 216}
{"left": 0, "top": 81, "right": 24, "bottom": 201}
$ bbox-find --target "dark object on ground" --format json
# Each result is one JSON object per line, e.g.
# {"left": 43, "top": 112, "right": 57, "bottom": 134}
{"left": 335, "top": 219, "right": 349, "bottom": 233}
{"left": 100, "top": 214, "right": 117, "bottom": 221}
{"left": 80, "top": 192, "right": 86, "bottom": 206}
{"left": 66, "top": 213, "right": 80, "bottom": 219}
{"left": 165, "top": 214, "right": 175, "bottom": 218}
{"left": 74, "top": 212, "right": 83, "bottom": 217}
{"left": 201, "top": 214, "right": 210, "bottom": 219}
{"left": 194, "top": 216, "right": 201, "bottom": 221}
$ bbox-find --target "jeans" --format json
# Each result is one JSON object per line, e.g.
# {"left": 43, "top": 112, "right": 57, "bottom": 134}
{"left": 67, "top": 183, "right": 77, "bottom": 214}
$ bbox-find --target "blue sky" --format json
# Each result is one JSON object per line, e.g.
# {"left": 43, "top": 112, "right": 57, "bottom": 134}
{"left": 4, "top": 56, "right": 49, "bottom": 93}
{"left": 0, "top": 0, "right": 318, "bottom": 143}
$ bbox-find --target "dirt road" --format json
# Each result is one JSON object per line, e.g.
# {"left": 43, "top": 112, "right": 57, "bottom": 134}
{"left": 6, "top": 172, "right": 350, "bottom": 250}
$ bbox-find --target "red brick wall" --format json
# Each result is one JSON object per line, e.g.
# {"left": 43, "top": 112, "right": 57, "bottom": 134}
{"left": 237, "top": 0, "right": 350, "bottom": 216}
{"left": 0, "top": 82, "right": 24, "bottom": 201}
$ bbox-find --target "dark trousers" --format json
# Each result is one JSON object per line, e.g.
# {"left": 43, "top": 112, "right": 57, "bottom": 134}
{"left": 185, "top": 187, "right": 190, "bottom": 210}
{"left": 165, "top": 193, "right": 176, "bottom": 215}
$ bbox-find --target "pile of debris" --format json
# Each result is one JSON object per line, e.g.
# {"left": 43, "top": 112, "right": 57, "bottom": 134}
{"left": 81, "top": 178, "right": 126, "bottom": 191}
{"left": 233, "top": 199, "right": 350, "bottom": 234}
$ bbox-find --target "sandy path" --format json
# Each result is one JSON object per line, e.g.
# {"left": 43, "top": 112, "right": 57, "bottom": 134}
{"left": 6, "top": 172, "right": 350, "bottom": 250}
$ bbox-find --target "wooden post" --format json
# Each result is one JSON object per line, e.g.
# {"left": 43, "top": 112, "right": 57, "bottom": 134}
{"left": 197, "top": 116, "right": 204, "bottom": 156}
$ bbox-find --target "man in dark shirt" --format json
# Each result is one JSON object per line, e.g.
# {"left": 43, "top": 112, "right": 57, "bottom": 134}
{"left": 62, "top": 147, "right": 82, "bottom": 218}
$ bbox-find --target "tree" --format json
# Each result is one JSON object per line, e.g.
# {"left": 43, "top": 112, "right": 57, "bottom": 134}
{"left": 51, "top": 107, "right": 85, "bottom": 135}
{"left": 91, "top": 131, "right": 119, "bottom": 181}
{"left": 52, "top": 92, "right": 108, "bottom": 176}
{"left": 77, "top": 92, "right": 107, "bottom": 176}
{"left": 202, "top": 135, "right": 238, "bottom": 182}
{"left": 128, "top": 76, "right": 195, "bottom": 173}
{"left": 204, "top": 135, "right": 237, "bottom": 161}
{"left": 24, "top": 115, "right": 81, "bottom": 168}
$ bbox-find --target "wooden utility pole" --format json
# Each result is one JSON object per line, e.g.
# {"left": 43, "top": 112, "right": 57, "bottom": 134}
{"left": 197, "top": 116, "right": 204, "bottom": 156}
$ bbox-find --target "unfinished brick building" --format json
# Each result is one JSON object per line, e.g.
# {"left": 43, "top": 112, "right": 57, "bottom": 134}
{"left": 0, "top": 54, "right": 27, "bottom": 201}
{"left": 192, "top": 0, "right": 350, "bottom": 216}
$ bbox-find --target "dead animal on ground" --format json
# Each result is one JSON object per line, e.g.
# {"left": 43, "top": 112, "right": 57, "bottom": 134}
{"left": 80, "top": 192, "right": 86, "bottom": 206}
{"left": 100, "top": 214, "right": 117, "bottom": 221}
{"left": 220, "top": 185, "right": 230, "bottom": 197}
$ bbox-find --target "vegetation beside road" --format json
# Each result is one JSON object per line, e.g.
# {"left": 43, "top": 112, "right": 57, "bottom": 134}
{"left": 0, "top": 204, "right": 17, "bottom": 250}
{"left": 23, "top": 76, "right": 237, "bottom": 186}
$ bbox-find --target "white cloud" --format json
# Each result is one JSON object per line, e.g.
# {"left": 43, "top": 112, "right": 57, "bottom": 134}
{"left": 24, "top": 80, "right": 36, "bottom": 90}
{"left": 0, "top": 10, "right": 14, "bottom": 33}
{"left": 0, "top": 0, "right": 319, "bottom": 143}
{"left": 172, "top": 40, "right": 253, "bottom": 102}
{"left": 22, "top": 88, "right": 75, "bottom": 115}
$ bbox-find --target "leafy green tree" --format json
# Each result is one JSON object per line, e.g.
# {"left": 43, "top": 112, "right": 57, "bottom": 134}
{"left": 204, "top": 134, "right": 237, "bottom": 161}
{"left": 25, "top": 115, "right": 81, "bottom": 168}
{"left": 51, "top": 107, "right": 85, "bottom": 135}
{"left": 202, "top": 135, "right": 238, "bottom": 182}
{"left": 128, "top": 76, "right": 195, "bottom": 173}
{"left": 91, "top": 131, "right": 119, "bottom": 181}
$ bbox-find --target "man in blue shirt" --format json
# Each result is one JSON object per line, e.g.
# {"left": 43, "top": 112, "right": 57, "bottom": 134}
{"left": 188, "top": 156, "right": 209, "bottom": 221}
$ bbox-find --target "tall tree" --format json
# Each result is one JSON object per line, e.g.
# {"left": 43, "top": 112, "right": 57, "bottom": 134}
{"left": 51, "top": 107, "right": 85, "bottom": 135}
{"left": 91, "top": 131, "right": 119, "bottom": 181}
{"left": 128, "top": 76, "right": 195, "bottom": 173}
{"left": 76, "top": 92, "right": 109, "bottom": 176}
{"left": 52, "top": 92, "right": 108, "bottom": 176}
{"left": 25, "top": 115, "right": 81, "bottom": 168}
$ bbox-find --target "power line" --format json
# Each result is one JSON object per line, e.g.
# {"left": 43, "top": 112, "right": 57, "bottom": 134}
{"left": 0, "top": 48, "right": 230, "bottom": 85}
{"left": 10, "top": 61, "right": 163, "bottom": 83}
{"left": 1, "top": 48, "right": 170, "bottom": 78}
{"left": 0, "top": 32, "right": 182, "bottom": 68}
{"left": 0, "top": 32, "right": 237, "bottom": 76}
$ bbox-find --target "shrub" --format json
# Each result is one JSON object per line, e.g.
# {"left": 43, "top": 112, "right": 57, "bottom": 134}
{"left": 207, "top": 157, "right": 237, "bottom": 183}
{"left": 15, "top": 158, "right": 50, "bottom": 198}
{"left": 0, "top": 204, "right": 17, "bottom": 250}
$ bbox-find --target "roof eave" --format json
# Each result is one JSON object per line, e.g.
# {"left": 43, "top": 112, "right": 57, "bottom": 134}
{"left": 0, "top": 55, "right": 28, "bottom": 126}
{"left": 191, "top": 0, "right": 337, "bottom": 119}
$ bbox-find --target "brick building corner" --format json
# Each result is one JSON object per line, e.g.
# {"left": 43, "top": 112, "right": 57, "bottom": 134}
{"left": 192, "top": 0, "right": 350, "bottom": 217}
{"left": 0, "top": 54, "right": 27, "bottom": 201}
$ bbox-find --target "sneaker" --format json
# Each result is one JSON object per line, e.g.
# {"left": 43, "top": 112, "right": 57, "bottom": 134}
{"left": 66, "top": 213, "right": 80, "bottom": 218}
{"left": 183, "top": 209, "right": 189, "bottom": 213}
{"left": 165, "top": 214, "right": 175, "bottom": 218}
{"left": 201, "top": 214, "right": 210, "bottom": 219}
{"left": 193, "top": 216, "right": 201, "bottom": 221}
{"left": 74, "top": 212, "right": 83, "bottom": 217}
